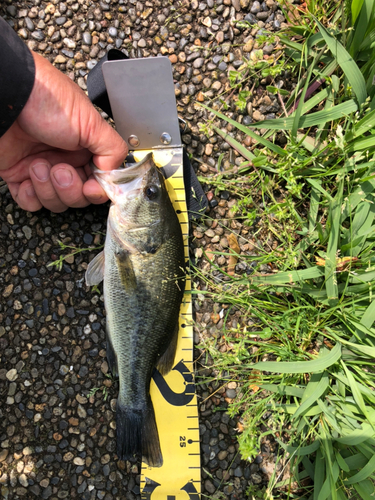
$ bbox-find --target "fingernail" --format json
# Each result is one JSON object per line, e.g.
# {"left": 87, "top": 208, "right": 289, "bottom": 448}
{"left": 90, "top": 193, "right": 104, "bottom": 200}
{"left": 53, "top": 169, "right": 73, "bottom": 187}
{"left": 32, "top": 163, "right": 50, "bottom": 181}
{"left": 26, "top": 186, "right": 35, "bottom": 197}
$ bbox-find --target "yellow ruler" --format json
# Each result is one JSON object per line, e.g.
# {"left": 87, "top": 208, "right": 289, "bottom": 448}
{"left": 132, "top": 149, "right": 201, "bottom": 500}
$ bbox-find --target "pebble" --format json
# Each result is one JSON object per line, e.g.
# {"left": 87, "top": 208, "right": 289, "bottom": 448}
{"left": 6, "top": 369, "right": 17, "bottom": 382}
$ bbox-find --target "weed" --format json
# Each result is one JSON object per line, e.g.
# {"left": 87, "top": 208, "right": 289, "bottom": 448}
{"left": 47, "top": 239, "right": 104, "bottom": 272}
{"left": 194, "top": 0, "right": 375, "bottom": 497}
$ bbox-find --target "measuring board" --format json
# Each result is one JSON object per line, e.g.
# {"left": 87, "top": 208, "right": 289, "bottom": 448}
{"left": 131, "top": 149, "right": 201, "bottom": 500}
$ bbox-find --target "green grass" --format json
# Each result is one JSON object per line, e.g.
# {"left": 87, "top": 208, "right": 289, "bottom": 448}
{"left": 194, "top": 1, "right": 375, "bottom": 498}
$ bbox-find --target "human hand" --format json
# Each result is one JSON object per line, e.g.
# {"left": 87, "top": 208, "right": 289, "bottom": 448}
{"left": 0, "top": 51, "right": 128, "bottom": 212}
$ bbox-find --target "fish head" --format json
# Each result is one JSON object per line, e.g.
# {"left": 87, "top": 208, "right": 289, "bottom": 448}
{"left": 90, "top": 153, "right": 170, "bottom": 233}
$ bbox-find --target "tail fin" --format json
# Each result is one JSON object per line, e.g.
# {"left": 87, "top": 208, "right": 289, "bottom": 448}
{"left": 116, "top": 397, "right": 163, "bottom": 467}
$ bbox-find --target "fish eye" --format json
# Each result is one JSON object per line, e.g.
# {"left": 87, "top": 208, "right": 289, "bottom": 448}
{"left": 145, "top": 185, "right": 159, "bottom": 200}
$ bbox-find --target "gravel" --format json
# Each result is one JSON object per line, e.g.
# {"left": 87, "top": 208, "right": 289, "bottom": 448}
{"left": 0, "top": 0, "right": 292, "bottom": 497}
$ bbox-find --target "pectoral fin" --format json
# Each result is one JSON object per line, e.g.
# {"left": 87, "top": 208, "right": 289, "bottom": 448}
{"left": 115, "top": 249, "right": 137, "bottom": 290}
{"left": 85, "top": 251, "right": 105, "bottom": 286}
{"left": 106, "top": 335, "right": 118, "bottom": 377}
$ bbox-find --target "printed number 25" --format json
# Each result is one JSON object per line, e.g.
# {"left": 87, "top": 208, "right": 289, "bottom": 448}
{"left": 180, "top": 436, "right": 186, "bottom": 448}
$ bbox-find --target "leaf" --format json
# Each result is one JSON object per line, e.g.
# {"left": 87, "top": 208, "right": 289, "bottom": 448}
{"left": 345, "top": 453, "right": 375, "bottom": 484}
{"left": 212, "top": 126, "right": 255, "bottom": 162}
{"left": 260, "top": 384, "right": 305, "bottom": 398}
{"left": 250, "top": 266, "right": 324, "bottom": 285}
{"left": 353, "top": 479, "right": 375, "bottom": 500}
{"left": 251, "top": 343, "right": 341, "bottom": 374}
{"left": 292, "top": 53, "right": 317, "bottom": 138}
{"left": 360, "top": 299, "right": 375, "bottom": 329}
{"left": 314, "top": 448, "right": 325, "bottom": 500}
{"left": 341, "top": 361, "right": 370, "bottom": 420}
{"left": 345, "top": 107, "right": 375, "bottom": 142}
{"left": 204, "top": 109, "right": 287, "bottom": 156}
{"left": 325, "top": 183, "right": 343, "bottom": 305}
{"left": 350, "top": 0, "right": 375, "bottom": 59}
{"left": 306, "top": 179, "right": 334, "bottom": 202}
{"left": 252, "top": 100, "right": 358, "bottom": 130}
{"left": 316, "top": 21, "right": 367, "bottom": 104}
{"left": 278, "top": 439, "right": 320, "bottom": 456}
{"left": 202, "top": 101, "right": 358, "bottom": 132}
{"left": 335, "top": 423, "right": 375, "bottom": 446}
{"left": 336, "top": 452, "right": 350, "bottom": 473}
{"left": 345, "top": 453, "right": 369, "bottom": 470}
{"left": 352, "top": 0, "right": 365, "bottom": 24}
{"left": 292, "top": 372, "right": 329, "bottom": 420}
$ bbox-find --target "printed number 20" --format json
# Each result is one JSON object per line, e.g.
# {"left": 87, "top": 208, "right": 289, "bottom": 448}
{"left": 180, "top": 436, "right": 186, "bottom": 448}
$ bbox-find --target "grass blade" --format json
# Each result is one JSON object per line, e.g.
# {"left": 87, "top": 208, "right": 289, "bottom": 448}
{"left": 293, "top": 372, "right": 330, "bottom": 420}
{"left": 345, "top": 453, "right": 375, "bottom": 484}
{"left": 252, "top": 343, "right": 341, "bottom": 374}
{"left": 212, "top": 126, "right": 255, "bottom": 162}
{"left": 353, "top": 479, "right": 375, "bottom": 500}
{"left": 314, "top": 448, "right": 325, "bottom": 500}
{"left": 201, "top": 106, "right": 287, "bottom": 156}
{"left": 316, "top": 20, "right": 367, "bottom": 104}
{"left": 202, "top": 101, "right": 358, "bottom": 132}
{"left": 325, "top": 183, "right": 343, "bottom": 305}
{"left": 250, "top": 266, "right": 324, "bottom": 285}
{"left": 341, "top": 361, "right": 370, "bottom": 420}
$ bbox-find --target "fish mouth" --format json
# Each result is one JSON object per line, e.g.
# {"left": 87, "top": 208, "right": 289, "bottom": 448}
{"left": 89, "top": 152, "right": 154, "bottom": 185}
{"left": 89, "top": 153, "right": 157, "bottom": 203}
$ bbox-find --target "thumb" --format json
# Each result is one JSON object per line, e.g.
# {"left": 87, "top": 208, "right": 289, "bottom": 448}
{"left": 79, "top": 100, "right": 128, "bottom": 172}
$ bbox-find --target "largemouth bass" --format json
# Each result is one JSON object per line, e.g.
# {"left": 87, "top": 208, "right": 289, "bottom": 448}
{"left": 85, "top": 153, "right": 185, "bottom": 466}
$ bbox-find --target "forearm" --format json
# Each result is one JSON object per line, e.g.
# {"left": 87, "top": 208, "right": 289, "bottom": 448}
{"left": 0, "top": 17, "right": 35, "bottom": 137}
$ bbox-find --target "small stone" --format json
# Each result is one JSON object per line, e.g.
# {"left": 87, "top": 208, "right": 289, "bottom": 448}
{"left": 82, "top": 32, "right": 92, "bottom": 45}
{"left": 251, "top": 1, "right": 261, "bottom": 13}
{"left": 25, "top": 17, "right": 35, "bottom": 31}
{"left": 19, "top": 474, "right": 28, "bottom": 487}
{"left": 54, "top": 55, "right": 67, "bottom": 64}
{"left": 251, "top": 472, "right": 263, "bottom": 484}
{"left": 0, "top": 450, "right": 8, "bottom": 462}
{"left": 253, "top": 110, "right": 263, "bottom": 121}
{"left": 204, "top": 480, "right": 215, "bottom": 494}
{"left": 76, "top": 394, "right": 87, "bottom": 404}
{"left": 77, "top": 404, "right": 87, "bottom": 418}
{"left": 6, "top": 369, "right": 17, "bottom": 382}
{"left": 73, "top": 457, "right": 85, "bottom": 466}
{"left": 6, "top": 5, "right": 17, "bottom": 16}
{"left": 3, "top": 284, "right": 13, "bottom": 298}
{"left": 193, "top": 58, "right": 204, "bottom": 69}
{"left": 63, "top": 38, "right": 76, "bottom": 49}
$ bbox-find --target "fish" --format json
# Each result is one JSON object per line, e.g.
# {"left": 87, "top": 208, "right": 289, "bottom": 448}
{"left": 85, "top": 152, "right": 186, "bottom": 467}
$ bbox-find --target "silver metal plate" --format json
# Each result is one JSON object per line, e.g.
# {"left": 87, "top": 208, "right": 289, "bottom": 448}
{"left": 102, "top": 57, "right": 181, "bottom": 150}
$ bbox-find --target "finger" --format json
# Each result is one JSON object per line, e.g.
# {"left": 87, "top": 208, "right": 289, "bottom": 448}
{"left": 50, "top": 164, "right": 91, "bottom": 208}
{"left": 82, "top": 176, "right": 109, "bottom": 205}
{"left": 9, "top": 180, "right": 43, "bottom": 212}
{"left": 2, "top": 149, "right": 92, "bottom": 184}
{"left": 29, "top": 160, "right": 68, "bottom": 213}
{"left": 80, "top": 110, "right": 128, "bottom": 172}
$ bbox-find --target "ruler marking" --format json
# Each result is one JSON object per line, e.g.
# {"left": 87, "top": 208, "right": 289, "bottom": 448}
{"left": 141, "top": 150, "right": 200, "bottom": 498}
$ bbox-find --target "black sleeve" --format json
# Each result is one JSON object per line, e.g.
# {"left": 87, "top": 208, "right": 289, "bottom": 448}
{"left": 0, "top": 17, "right": 35, "bottom": 137}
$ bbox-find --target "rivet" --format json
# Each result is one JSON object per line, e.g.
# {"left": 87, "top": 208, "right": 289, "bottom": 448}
{"left": 128, "top": 135, "right": 140, "bottom": 147}
{"left": 160, "top": 132, "right": 172, "bottom": 145}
